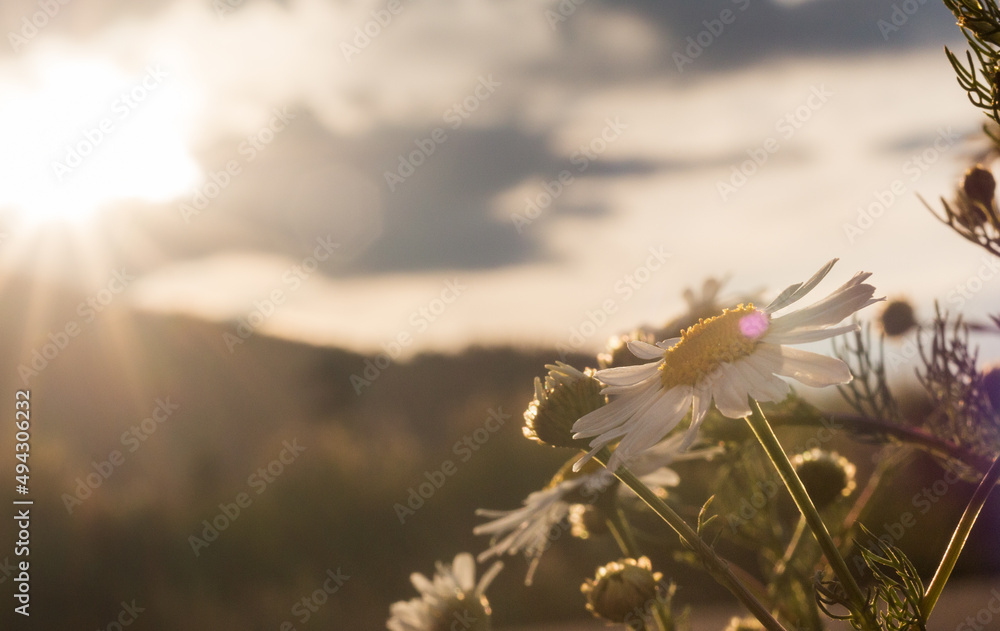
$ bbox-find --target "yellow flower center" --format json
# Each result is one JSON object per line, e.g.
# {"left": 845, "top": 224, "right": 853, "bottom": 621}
{"left": 659, "top": 304, "right": 768, "bottom": 389}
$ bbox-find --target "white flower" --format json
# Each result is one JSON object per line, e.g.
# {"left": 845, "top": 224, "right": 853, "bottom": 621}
{"left": 387, "top": 552, "right": 502, "bottom": 631}
{"left": 474, "top": 434, "right": 718, "bottom": 584}
{"left": 572, "top": 259, "right": 881, "bottom": 472}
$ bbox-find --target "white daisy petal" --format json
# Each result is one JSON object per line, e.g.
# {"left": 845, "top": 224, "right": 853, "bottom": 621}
{"left": 764, "top": 259, "right": 838, "bottom": 313}
{"left": 595, "top": 360, "right": 661, "bottom": 386}
{"left": 573, "top": 382, "right": 659, "bottom": 435}
{"left": 452, "top": 553, "right": 475, "bottom": 591}
{"left": 638, "top": 467, "right": 680, "bottom": 488}
{"left": 770, "top": 282, "right": 878, "bottom": 332}
{"left": 766, "top": 323, "right": 859, "bottom": 345}
{"left": 627, "top": 339, "right": 666, "bottom": 360}
{"left": 712, "top": 364, "right": 753, "bottom": 418}
{"left": 608, "top": 387, "right": 690, "bottom": 470}
{"left": 733, "top": 356, "right": 790, "bottom": 402}
{"left": 776, "top": 347, "right": 853, "bottom": 387}
{"left": 656, "top": 337, "right": 682, "bottom": 349}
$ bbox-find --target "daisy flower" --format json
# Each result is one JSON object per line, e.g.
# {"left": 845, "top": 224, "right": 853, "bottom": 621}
{"left": 572, "top": 259, "right": 881, "bottom": 472}
{"left": 387, "top": 552, "right": 502, "bottom": 631}
{"left": 474, "top": 433, "right": 719, "bottom": 584}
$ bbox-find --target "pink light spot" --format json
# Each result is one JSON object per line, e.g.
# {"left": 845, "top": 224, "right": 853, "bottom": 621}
{"left": 739, "top": 310, "right": 769, "bottom": 340}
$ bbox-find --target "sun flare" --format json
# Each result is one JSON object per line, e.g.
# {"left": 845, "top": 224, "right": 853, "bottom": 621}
{"left": 0, "top": 54, "right": 200, "bottom": 229}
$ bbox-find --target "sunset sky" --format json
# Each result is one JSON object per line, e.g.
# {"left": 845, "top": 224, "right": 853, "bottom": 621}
{"left": 1, "top": 0, "right": 995, "bottom": 359}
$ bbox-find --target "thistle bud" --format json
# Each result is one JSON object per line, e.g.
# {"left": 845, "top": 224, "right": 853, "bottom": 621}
{"left": 878, "top": 299, "right": 917, "bottom": 337}
{"left": 957, "top": 165, "right": 997, "bottom": 229}
{"left": 581, "top": 557, "right": 663, "bottom": 626}
{"left": 523, "top": 362, "right": 605, "bottom": 450}
{"left": 963, "top": 165, "right": 996, "bottom": 206}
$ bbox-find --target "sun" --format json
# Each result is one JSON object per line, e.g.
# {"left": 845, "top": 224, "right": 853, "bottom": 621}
{"left": 0, "top": 54, "right": 201, "bottom": 229}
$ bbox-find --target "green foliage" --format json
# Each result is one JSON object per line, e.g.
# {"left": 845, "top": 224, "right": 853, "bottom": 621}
{"left": 943, "top": 0, "right": 1000, "bottom": 123}
{"left": 853, "top": 525, "right": 927, "bottom": 631}
{"left": 834, "top": 324, "right": 900, "bottom": 424}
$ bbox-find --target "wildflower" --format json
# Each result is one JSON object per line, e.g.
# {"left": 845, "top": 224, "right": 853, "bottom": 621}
{"left": 573, "top": 259, "right": 881, "bottom": 472}
{"left": 475, "top": 434, "right": 716, "bottom": 584}
{"left": 790, "top": 448, "right": 857, "bottom": 510}
{"left": 581, "top": 556, "right": 663, "bottom": 625}
{"left": 387, "top": 552, "right": 502, "bottom": 631}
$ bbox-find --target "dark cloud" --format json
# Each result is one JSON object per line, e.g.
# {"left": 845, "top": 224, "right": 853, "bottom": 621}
{"left": 603, "top": 0, "right": 958, "bottom": 74}
{"left": 131, "top": 112, "right": 677, "bottom": 276}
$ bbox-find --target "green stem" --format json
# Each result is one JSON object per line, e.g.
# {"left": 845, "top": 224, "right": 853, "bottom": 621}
{"left": 593, "top": 449, "right": 789, "bottom": 631}
{"left": 606, "top": 506, "right": 643, "bottom": 558}
{"left": 772, "top": 515, "right": 807, "bottom": 585}
{"left": 921, "top": 451, "right": 1000, "bottom": 621}
{"left": 744, "top": 401, "right": 873, "bottom": 626}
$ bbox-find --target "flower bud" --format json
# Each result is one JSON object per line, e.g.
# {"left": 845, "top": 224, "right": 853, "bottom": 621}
{"left": 963, "top": 165, "right": 996, "bottom": 206}
{"left": 791, "top": 448, "right": 857, "bottom": 510}
{"left": 581, "top": 557, "right": 663, "bottom": 625}
{"left": 957, "top": 165, "right": 997, "bottom": 229}
{"left": 523, "top": 362, "right": 605, "bottom": 449}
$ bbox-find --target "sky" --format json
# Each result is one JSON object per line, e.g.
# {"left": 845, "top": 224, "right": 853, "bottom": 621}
{"left": 0, "top": 0, "right": 996, "bottom": 360}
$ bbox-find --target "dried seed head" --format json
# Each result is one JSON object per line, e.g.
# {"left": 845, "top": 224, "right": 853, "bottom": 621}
{"left": 879, "top": 299, "right": 917, "bottom": 337}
